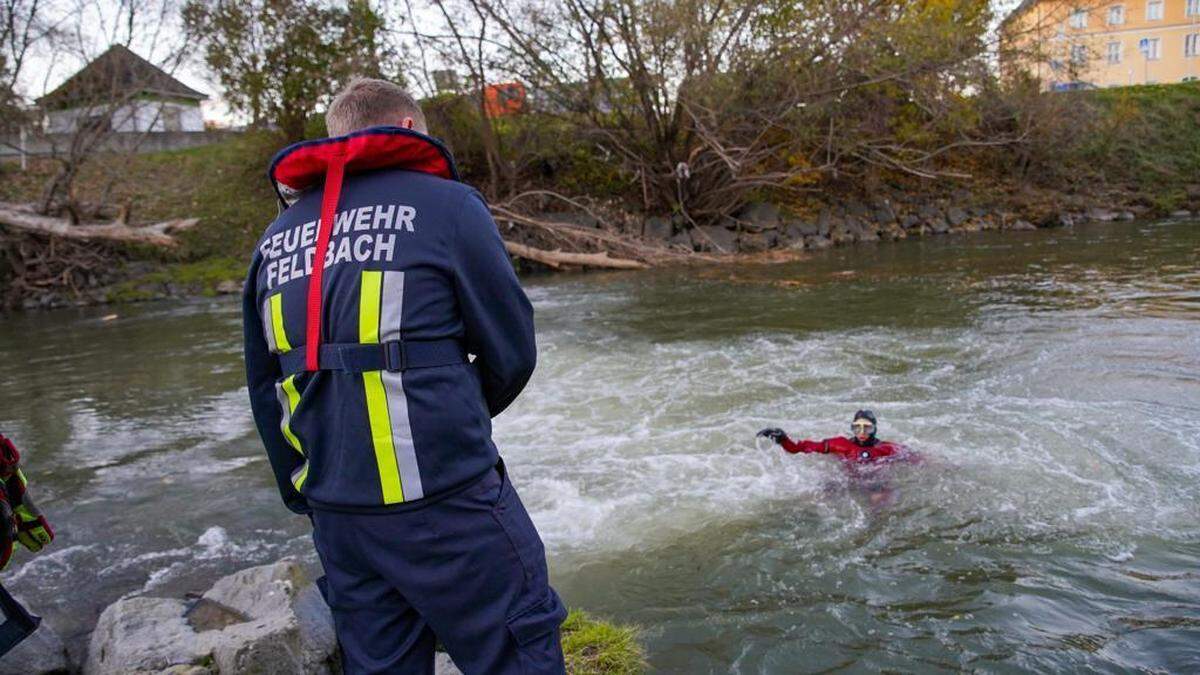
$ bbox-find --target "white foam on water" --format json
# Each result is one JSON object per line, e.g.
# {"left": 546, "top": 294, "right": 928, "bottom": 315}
{"left": 496, "top": 285, "right": 1200, "bottom": 565}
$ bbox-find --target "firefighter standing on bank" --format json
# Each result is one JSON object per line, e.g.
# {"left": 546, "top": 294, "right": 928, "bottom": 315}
{"left": 243, "top": 78, "right": 565, "bottom": 674}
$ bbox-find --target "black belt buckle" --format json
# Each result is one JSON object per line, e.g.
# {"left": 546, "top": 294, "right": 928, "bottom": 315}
{"left": 383, "top": 340, "right": 406, "bottom": 372}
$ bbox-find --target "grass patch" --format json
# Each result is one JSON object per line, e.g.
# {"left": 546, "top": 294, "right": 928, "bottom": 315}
{"left": 1, "top": 131, "right": 284, "bottom": 262}
{"left": 106, "top": 257, "right": 245, "bottom": 303}
{"left": 1077, "top": 82, "right": 1200, "bottom": 198}
{"left": 562, "top": 610, "right": 646, "bottom": 675}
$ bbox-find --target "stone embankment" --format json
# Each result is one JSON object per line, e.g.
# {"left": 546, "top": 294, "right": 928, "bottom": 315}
{"left": 10, "top": 558, "right": 461, "bottom": 675}
{"left": 627, "top": 199, "right": 1154, "bottom": 255}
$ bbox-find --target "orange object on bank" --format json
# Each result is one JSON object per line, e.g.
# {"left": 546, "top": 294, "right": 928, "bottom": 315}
{"left": 484, "top": 82, "right": 526, "bottom": 118}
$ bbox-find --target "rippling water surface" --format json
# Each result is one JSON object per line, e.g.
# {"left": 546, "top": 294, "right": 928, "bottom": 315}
{"left": 1, "top": 220, "right": 1198, "bottom": 671}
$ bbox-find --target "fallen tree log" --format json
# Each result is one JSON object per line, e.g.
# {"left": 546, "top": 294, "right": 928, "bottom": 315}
{"left": 0, "top": 203, "right": 198, "bottom": 248}
{"left": 503, "top": 241, "right": 649, "bottom": 270}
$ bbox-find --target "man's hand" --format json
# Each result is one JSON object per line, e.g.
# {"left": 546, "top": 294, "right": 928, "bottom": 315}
{"left": 757, "top": 428, "right": 787, "bottom": 445}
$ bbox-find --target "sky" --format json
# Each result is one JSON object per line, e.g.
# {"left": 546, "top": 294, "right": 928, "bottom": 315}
{"left": 20, "top": 0, "right": 1026, "bottom": 127}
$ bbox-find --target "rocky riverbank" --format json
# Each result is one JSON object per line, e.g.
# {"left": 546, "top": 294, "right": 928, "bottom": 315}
{"left": 10, "top": 191, "right": 1200, "bottom": 311}
{"left": 3, "top": 558, "right": 641, "bottom": 675}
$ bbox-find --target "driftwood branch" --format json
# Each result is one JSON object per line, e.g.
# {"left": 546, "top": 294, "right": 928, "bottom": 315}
{"left": 503, "top": 241, "right": 649, "bottom": 270}
{"left": 0, "top": 203, "right": 198, "bottom": 247}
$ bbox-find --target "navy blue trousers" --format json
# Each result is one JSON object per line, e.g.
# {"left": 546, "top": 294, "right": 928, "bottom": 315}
{"left": 311, "top": 462, "right": 567, "bottom": 675}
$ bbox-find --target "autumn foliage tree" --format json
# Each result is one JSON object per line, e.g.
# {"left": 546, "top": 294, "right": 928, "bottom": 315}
{"left": 182, "top": 0, "right": 397, "bottom": 141}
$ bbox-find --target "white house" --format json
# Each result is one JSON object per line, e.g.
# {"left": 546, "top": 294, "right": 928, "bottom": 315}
{"left": 37, "top": 45, "right": 206, "bottom": 134}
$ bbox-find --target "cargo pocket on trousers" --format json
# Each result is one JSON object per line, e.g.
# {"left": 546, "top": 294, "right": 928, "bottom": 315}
{"left": 507, "top": 589, "right": 568, "bottom": 675}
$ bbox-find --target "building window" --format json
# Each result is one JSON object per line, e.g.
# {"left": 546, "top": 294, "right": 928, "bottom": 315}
{"left": 1188, "top": 0, "right": 1200, "bottom": 17}
{"left": 1108, "top": 41, "right": 1122, "bottom": 63}
{"left": 1186, "top": 34, "right": 1200, "bottom": 58}
{"left": 1146, "top": 0, "right": 1163, "bottom": 20}
{"left": 1109, "top": 5, "right": 1125, "bottom": 24}
{"left": 1183, "top": 76, "right": 1198, "bottom": 82}
{"left": 1070, "top": 8, "right": 1088, "bottom": 28}
{"left": 1071, "top": 44, "right": 1089, "bottom": 64}
{"left": 1140, "top": 37, "right": 1162, "bottom": 59}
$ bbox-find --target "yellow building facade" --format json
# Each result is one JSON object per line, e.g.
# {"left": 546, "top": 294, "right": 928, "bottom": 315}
{"left": 1002, "top": 0, "right": 1200, "bottom": 89}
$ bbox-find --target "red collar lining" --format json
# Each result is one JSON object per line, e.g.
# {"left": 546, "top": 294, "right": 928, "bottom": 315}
{"left": 268, "top": 127, "right": 460, "bottom": 204}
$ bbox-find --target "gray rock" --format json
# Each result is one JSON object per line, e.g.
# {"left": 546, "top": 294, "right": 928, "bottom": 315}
{"left": 881, "top": 223, "right": 906, "bottom": 241}
{"left": 215, "top": 280, "right": 240, "bottom": 295}
{"left": 803, "top": 235, "right": 832, "bottom": 250}
{"left": 918, "top": 204, "right": 943, "bottom": 221}
{"left": 735, "top": 202, "right": 780, "bottom": 230}
{"left": 928, "top": 218, "right": 950, "bottom": 234}
{"left": 787, "top": 220, "right": 819, "bottom": 237}
{"left": 829, "top": 223, "right": 856, "bottom": 246}
{"left": 85, "top": 596, "right": 206, "bottom": 675}
{"left": 817, "top": 209, "right": 835, "bottom": 237}
{"left": 1087, "top": 208, "right": 1118, "bottom": 222}
{"left": 735, "top": 231, "right": 773, "bottom": 253}
{"left": 1006, "top": 219, "right": 1037, "bottom": 231}
{"left": 874, "top": 202, "right": 897, "bottom": 225}
{"left": 641, "top": 216, "right": 672, "bottom": 240}
{"left": 946, "top": 206, "right": 968, "bottom": 226}
{"left": 0, "top": 613, "right": 70, "bottom": 675}
{"left": 1058, "top": 213, "right": 1076, "bottom": 227}
{"left": 1169, "top": 209, "right": 1193, "bottom": 218}
{"left": 844, "top": 200, "right": 870, "bottom": 219}
{"left": 86, "top": 559, "right": 339, "bottom": 675}
{"left": 1118, "top": 211, "right": 1135, "bottom": 221}
{"left": 899, "top": 214, "right": 920, "bottom": 229}
{"left": 668, "top": 229, "right": 694, "bottom": 251}
{"left": 435, "top": 652, "right": 462, "bottom": 675}
{"left": 694, "top": 225, "right": 736, "bottom": 253}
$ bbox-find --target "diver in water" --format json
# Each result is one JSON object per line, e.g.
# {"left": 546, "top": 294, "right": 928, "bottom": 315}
{"left": 757, "top": 410, "right": 912, "bottom": 465}
{"left": 758, "top": 410, "right": 917, "bottom": 508}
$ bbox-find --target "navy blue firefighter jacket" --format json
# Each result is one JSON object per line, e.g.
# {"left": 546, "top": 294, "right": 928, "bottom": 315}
{"left": 242, "top": 127, "right": 535, "bottom": 513}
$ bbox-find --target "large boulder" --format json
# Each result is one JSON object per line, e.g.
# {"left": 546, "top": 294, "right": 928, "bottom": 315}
{"left": 668, "top": 229, "right": 695, "bottom": 251}
{"left": 816, "top": 209, "right": 836, "bottom": 237}
{"left": 927, "top": 217, "right": 950, "bottom": 234}
{"left": 804, "top": 235, "right": 833, "bottom": 250}
{"left": 1005, "top": 219, "right": 1037, "bottom": 231}
{"left": 641, "top": 216, "right": 672, "bottom": 240}
{"left": 873, "top": 201, "right": 897, "bottom": 225}
{"left": 0, "top": 605, "right": 70, "bottom": 675}
{"left": 85, "top": 559, "right": 339, "bottom": 675}
{"left": 735, "top": 230, "right": 775, "bottom": 253}
{"left": 735, "top": 202, "right": 781, "bottom": 230}
{"left": 917, "top": 204, "right": 943, "bottom": 222}
{"left": 693, "top": 225, "right": 736, "bottom": 253}
{"left": 946, "top": 206, "right": 968, "bottom": 226}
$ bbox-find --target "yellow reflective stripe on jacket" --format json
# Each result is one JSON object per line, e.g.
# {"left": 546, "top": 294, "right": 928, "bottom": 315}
{"left": 359, "top": 270, "right": 405, "bottom": 504}
{"left": 280, "top": 375, "right": 303, "bottom": 453}
{"left": 269, "top": 293, "right": 291, "bottom": 352}
{"left": 276, "top": 374, "right": 307, "bottom": 491}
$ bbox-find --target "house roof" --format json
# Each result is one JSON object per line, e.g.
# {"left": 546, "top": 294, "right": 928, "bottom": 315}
{"left": 37, "top": 44, "right": 206, "bottom": 109}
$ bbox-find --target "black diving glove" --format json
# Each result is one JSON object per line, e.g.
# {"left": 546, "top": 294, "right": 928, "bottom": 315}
{"left": 757, "top": 428, "right": 787, "bottom": 445}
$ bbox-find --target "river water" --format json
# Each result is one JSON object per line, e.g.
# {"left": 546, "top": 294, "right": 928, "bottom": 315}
{"left": 1, "top": 219, "right": 1198, "bottom": 671}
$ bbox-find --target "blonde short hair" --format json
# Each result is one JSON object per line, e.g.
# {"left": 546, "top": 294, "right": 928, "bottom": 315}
{"left": 326, "top": 78, "right": 427, "bottom": 137}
